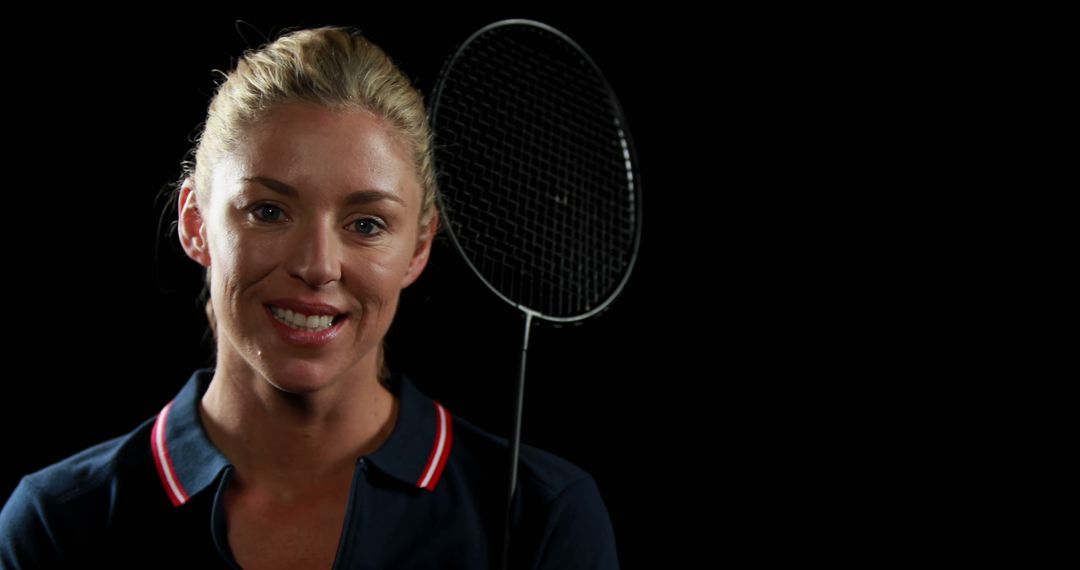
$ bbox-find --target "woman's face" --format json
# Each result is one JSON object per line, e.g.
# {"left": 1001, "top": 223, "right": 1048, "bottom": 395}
{"left": 179, "top": 101, "right": 436, "bottom": 394}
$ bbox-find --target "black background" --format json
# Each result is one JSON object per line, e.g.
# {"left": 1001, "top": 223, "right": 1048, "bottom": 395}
{"left": 0, "top": 5, "right": 932, "bottom": 567}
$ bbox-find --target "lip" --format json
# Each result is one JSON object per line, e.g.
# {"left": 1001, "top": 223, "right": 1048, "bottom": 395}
{"left": 265, "top": 298, "right": 346, "bottom": 316}
{"left": 264, "top": 304, "right": 349, "bottom": 347}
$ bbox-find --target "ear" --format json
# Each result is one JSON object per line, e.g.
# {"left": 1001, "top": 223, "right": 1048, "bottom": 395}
{"left": 178, "top": 178, "right": 212, "bottom": 269}
{"left": 400, "top": 209, "right": 440, "bottom": 289}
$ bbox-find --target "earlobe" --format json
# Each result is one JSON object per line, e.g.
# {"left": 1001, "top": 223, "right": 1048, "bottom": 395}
{"left": 178, "top": 179, "right": 211, "bottom": 268}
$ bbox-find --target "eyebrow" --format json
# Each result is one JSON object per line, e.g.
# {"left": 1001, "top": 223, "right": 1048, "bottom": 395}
{"left": 242, "top": 176, "right": 406, "bottom": 207}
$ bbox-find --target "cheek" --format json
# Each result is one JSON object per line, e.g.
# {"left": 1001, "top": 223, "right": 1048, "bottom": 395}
{"left": 350, "top": 256, "right": 399, "bottom": 298}
{"left": 209, "top": 227, "right": 277, "bottom": 292}
{"left": 345, "top": 250, "right": 413, "bottom": 306}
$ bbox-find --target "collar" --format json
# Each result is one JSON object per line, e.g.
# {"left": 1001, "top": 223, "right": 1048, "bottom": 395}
{"left": 150, "top": 368, "right": 453, "bottom": 507}
{"left": 366, "top": 372, "right": 453, "bottom": 492}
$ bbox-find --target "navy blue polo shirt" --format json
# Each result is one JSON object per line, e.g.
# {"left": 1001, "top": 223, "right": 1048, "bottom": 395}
{"left": 0, "top": 368, "right": 619, "bottom": 569}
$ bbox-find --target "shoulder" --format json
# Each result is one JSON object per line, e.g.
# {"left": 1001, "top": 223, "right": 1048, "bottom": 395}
{"left": 0, "top": 417, "right": 155, "bottom": 565}
{"left": 447, "top": 413, "right": 620, "bottom": 569}
{"left": 17, "top": 416, "right": 154, "bottom": 503}
{"left": 448, "top": 412, "right": 594, "bottom": 499}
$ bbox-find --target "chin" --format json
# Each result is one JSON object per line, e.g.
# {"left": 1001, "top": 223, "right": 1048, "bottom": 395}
{"left": 261, "top": 361, "right": 343, "bottom": 395}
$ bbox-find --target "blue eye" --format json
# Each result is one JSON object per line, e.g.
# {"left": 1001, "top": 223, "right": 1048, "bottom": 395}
{"left": 249, "top": 204, "right": 383, "bottom": 238}
{"left": 353, "top": 218, "right": 385, "bottom": 236}
{"left": 251, "top": 204, "right": 285, "bottom": 222}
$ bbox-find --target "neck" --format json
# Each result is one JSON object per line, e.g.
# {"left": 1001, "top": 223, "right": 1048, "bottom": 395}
{"left": 199, "top": 348, "right": 398, "bottom": 492}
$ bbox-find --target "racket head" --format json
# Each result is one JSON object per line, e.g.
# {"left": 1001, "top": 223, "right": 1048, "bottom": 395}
{"left": 429, "top": 19, "right": 643, "bottom": 324}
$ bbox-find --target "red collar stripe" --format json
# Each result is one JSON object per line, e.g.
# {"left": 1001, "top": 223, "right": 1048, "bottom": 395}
{"left": 151, "top": 401, "right": 190, "bottom": 507}
{"left": 417, "top": 402, "right": 453, "bottom": 491}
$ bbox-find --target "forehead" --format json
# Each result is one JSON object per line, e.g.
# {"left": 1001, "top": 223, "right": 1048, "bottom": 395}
{"left": 220, "top": 101, "right": 419, "bottom": 207}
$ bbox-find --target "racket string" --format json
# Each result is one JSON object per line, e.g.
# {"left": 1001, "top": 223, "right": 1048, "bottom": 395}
{"left": 434, "top": 25, "right": 637, "bottom": 318}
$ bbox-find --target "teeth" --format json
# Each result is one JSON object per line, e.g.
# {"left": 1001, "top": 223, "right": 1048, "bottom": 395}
{"left": 270, "top": 306, "right": 336, "bottom": 331}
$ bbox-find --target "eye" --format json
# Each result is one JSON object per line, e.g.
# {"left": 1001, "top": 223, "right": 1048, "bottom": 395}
{"left": 352, "top": 217, "right": 385, "bottom": 237}
{"left": 250, "top": 203, "right": 286, "bottom": 222}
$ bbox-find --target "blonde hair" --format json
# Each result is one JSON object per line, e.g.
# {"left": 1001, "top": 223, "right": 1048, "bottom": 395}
{"left": 193, "top": 25, "right": 438, "bottom": 226}
{"left": 169, "top": 25, "right": 440, "bottom": 384}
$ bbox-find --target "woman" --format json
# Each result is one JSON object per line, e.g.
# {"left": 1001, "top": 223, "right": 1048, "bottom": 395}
{"left": 0, "top": 26, "right": 619, "bottom": 568}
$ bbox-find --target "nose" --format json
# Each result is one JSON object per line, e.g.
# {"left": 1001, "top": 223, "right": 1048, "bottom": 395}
{"left": 285, "top": 217, "right": 343, "bottom": 287}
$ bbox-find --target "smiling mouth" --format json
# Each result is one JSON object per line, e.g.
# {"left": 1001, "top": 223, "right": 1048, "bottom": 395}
{"left": 266, "top": 304, "right": 348, "bottom": 331}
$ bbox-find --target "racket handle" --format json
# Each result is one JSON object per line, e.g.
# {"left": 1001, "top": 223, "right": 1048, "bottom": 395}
{"left": 499, "top": 311, "right": 532, "bottom": 570}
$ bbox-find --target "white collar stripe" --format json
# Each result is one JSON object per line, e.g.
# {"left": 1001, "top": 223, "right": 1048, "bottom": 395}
{"left": 417, "top": 402, "right": 452, "bottom": 491}
{"left": 151, "top": 401, "right": 189, "bottom": 507}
